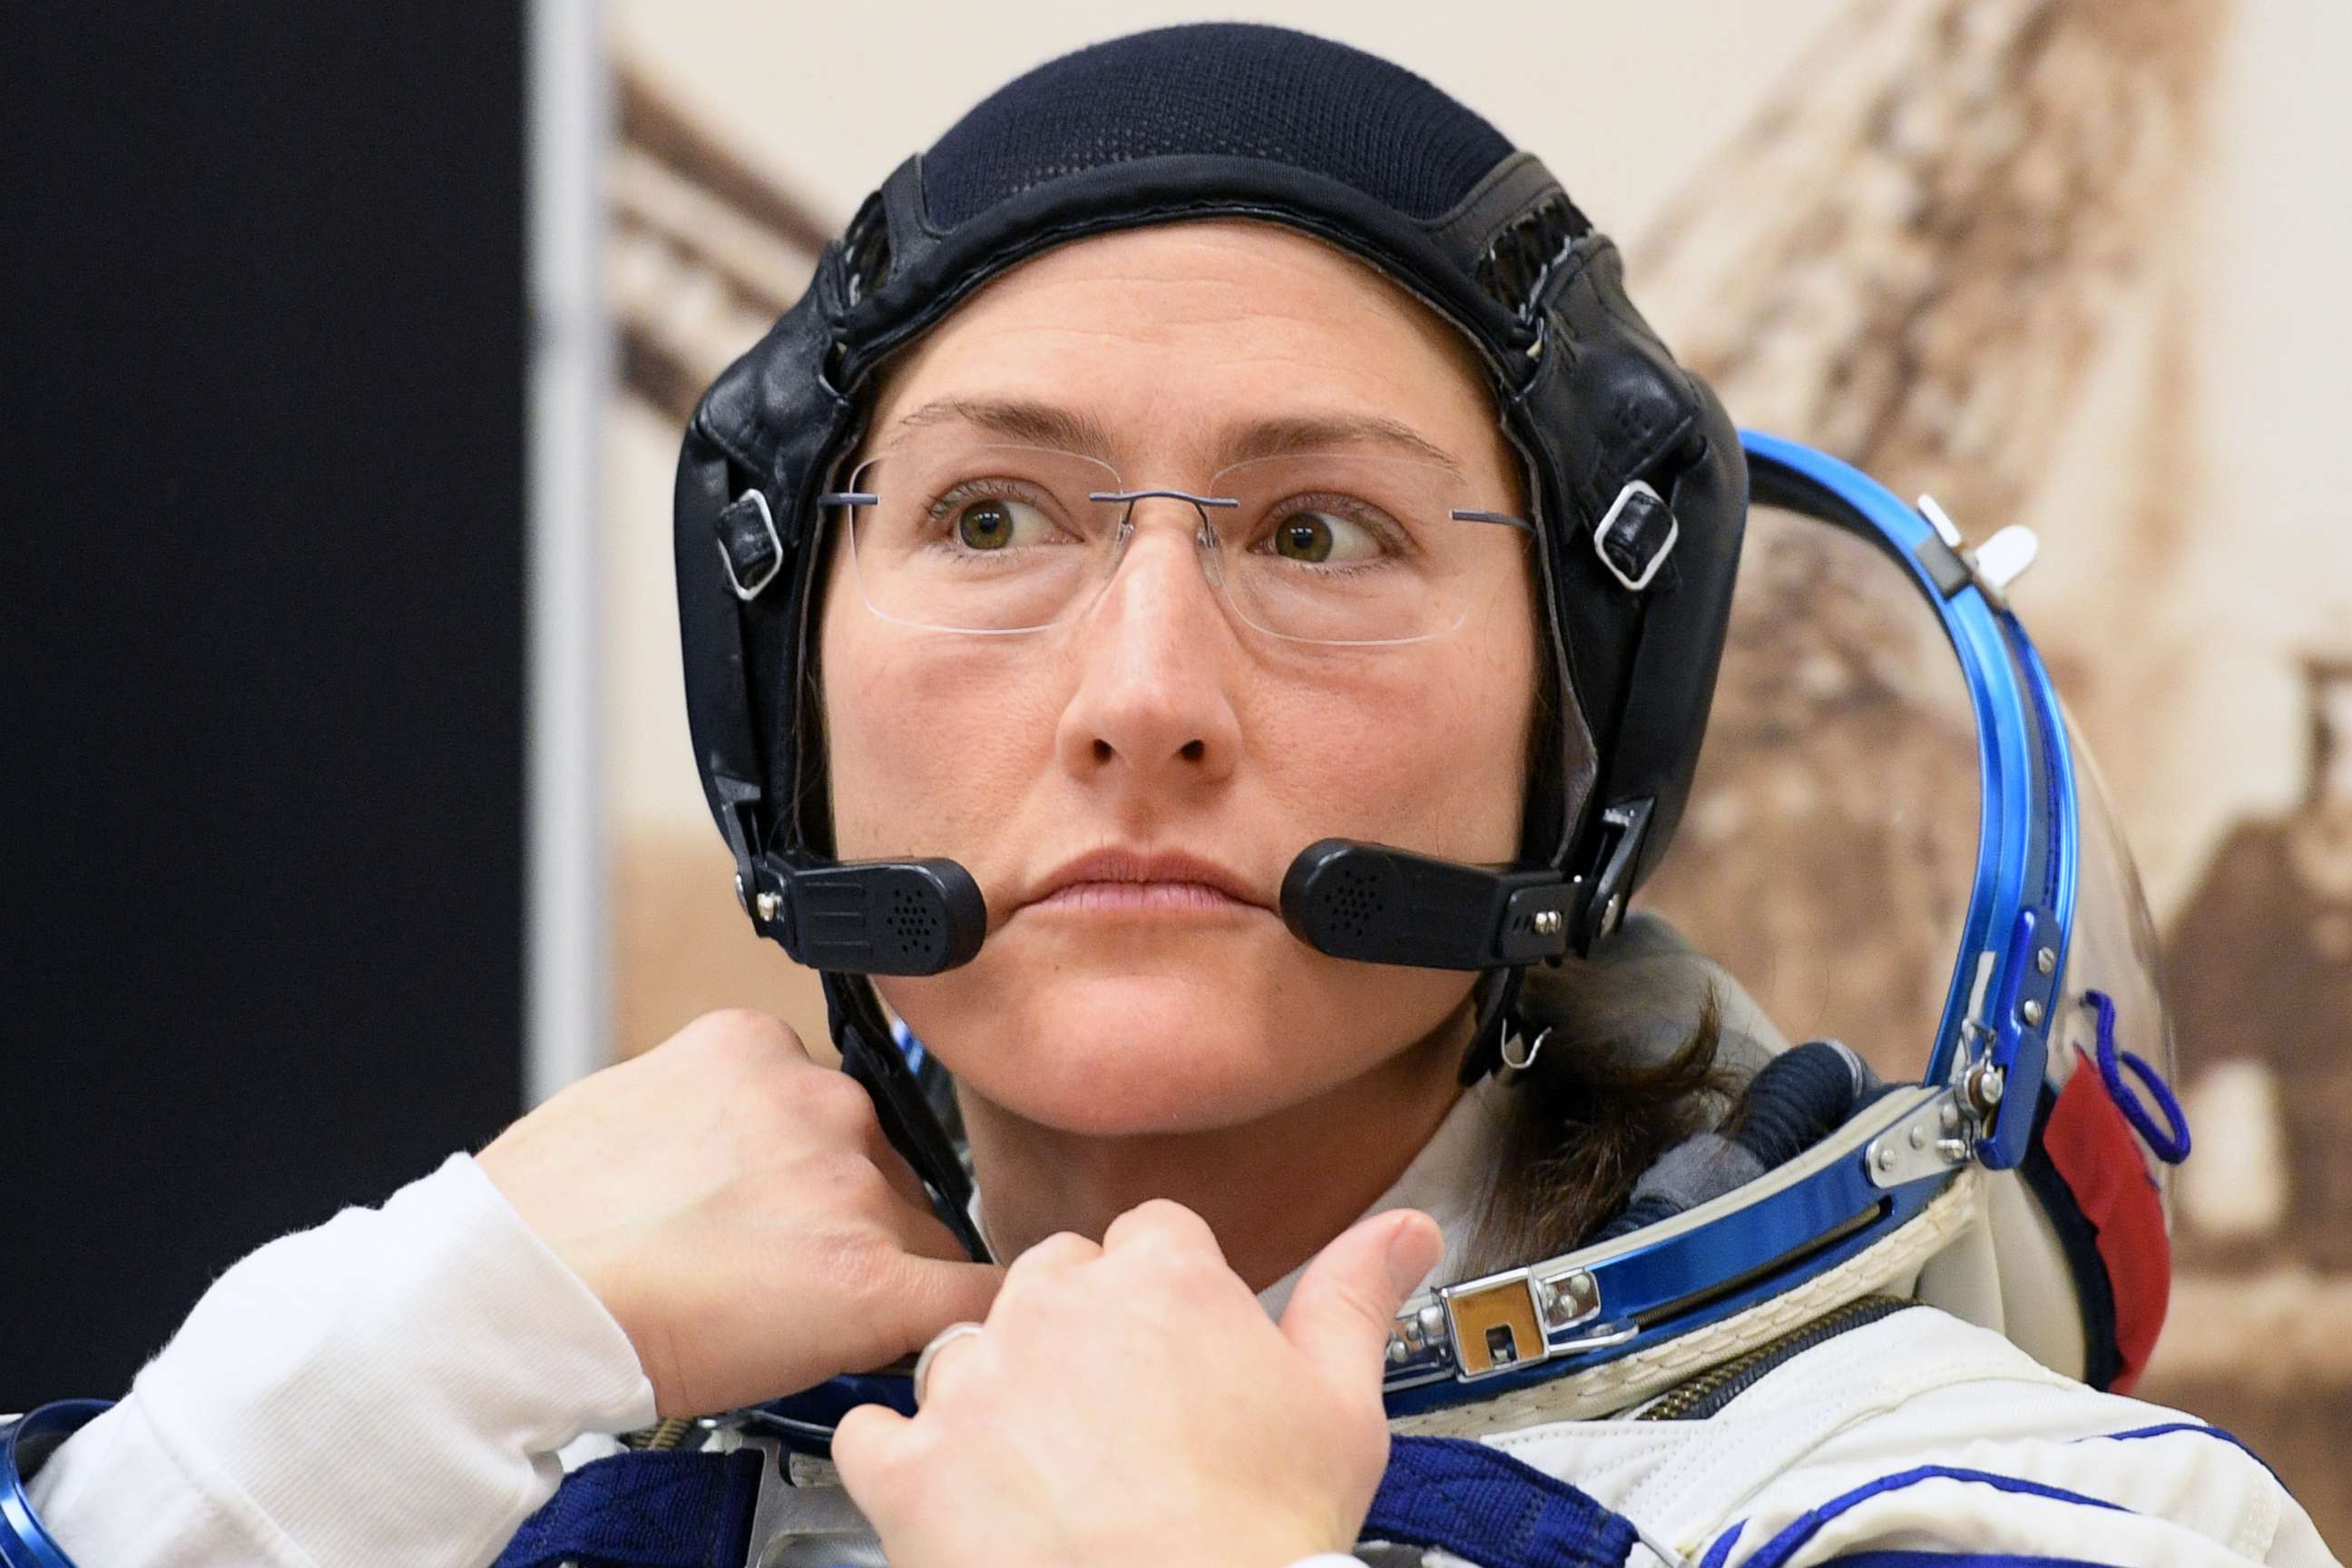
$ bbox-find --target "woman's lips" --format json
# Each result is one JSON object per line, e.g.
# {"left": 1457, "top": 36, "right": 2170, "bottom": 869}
{"left": 1019, "top": 848, "right": 1273, "bottom": 919}
{"left": 1027, "top": 879, "right": 1259, "bottom": 916}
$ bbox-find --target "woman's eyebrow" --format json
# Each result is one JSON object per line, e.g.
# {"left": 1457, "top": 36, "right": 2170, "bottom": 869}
{"left": 890, "top": 397, "right": 1463, "bottom": 473}
{"left": 1217, "top": 413, "right": 1463, "bottom": 472}
{"left": 894, "top": 397, "right": 1120, "bottom": 456}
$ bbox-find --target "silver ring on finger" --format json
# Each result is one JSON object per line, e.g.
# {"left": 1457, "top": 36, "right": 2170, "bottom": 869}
{"left": 911, "top": 1320, "right": 985, "bottom": 1409}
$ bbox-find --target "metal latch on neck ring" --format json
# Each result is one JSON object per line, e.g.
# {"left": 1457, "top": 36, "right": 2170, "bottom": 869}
{"left": 1386, "top": 1262, "right": 1630, "bottom": 1382}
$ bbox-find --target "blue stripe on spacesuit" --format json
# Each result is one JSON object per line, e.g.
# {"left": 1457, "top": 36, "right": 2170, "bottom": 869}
{"left": 1710, "top": 1465, "right": 2134, "bottom": 1568}
{"left": 1697, "top": 1426, "right": 2284, "bottom": 1567}
{"left": 1806, "top": 1553, "right": 2117, "bottom": 1566}
{"left": 2071, "top": 1422, "right": 2278, "bottom": 1483}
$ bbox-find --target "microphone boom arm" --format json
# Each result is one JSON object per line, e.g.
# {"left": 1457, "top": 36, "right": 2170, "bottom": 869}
{"left": 1279, "top": 839, "right": 1579, "bottom": 970}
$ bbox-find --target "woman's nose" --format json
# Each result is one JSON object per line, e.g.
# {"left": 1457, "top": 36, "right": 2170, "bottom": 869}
{"left": 1054, "top": 504, "right": 1241, "bottom": 792}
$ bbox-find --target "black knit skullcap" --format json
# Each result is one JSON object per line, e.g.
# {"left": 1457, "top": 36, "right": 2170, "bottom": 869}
{"left": 922, "top": 24, "right": 1516, "bottom": 231}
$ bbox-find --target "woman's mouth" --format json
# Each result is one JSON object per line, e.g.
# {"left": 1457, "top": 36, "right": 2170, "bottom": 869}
{"left": 1021, "top": 848, "right": 1270, "bottom": 918}
{"left": 1030, "top": 879, "right": 1256, "bottom": 915}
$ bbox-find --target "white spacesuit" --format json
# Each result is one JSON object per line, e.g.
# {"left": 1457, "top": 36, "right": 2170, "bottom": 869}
{"left": 13, "top": 993, "right": 2333, "bottom": 1564}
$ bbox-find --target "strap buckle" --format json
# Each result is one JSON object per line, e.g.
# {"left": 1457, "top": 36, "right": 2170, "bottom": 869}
{"left": 1592, "top": 480, "right": 1679, "bottom": 593}
{"left": 716, "top": 489, "right": 785, "bottom": 602}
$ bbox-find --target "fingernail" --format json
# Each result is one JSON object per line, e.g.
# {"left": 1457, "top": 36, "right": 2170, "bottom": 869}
{"left": 1384, "top": 1212, "right": 1441, "bottom": 1298}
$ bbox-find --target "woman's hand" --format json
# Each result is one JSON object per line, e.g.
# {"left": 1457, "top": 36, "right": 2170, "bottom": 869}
{"left": 832, "top": 1199, "right": 1442, "bottom": 1568}
{"left": 476, "top": 1009, "right": 1004, "bottom": 1417}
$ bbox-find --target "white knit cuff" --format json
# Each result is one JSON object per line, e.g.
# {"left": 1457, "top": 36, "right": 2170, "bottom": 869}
{"left": 125, "top": 1152, "right": 657, "bottom": 1567}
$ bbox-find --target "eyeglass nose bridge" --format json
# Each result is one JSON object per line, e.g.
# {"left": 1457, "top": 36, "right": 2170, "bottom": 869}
{"left": 1088, "top": 486, "right": 1240, "bottom": 589}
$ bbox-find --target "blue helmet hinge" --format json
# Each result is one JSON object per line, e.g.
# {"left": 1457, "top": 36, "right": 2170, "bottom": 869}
{"left": 1973, "top": 905, "right": 2063, "bottom": 1171}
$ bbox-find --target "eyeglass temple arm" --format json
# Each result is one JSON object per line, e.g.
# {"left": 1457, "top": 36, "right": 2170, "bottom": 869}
{"left": 1450, "top": 508, "right": 1535, "bottom": 534}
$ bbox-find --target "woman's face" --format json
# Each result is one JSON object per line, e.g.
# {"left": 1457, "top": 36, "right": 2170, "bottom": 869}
{"left": 818, "top": 220, "right": 1540, "bottom": 1137}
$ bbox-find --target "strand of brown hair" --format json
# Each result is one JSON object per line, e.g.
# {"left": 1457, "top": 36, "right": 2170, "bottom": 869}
{"left": 1465, "top": 964, "right": 1735, "bottom": 1276}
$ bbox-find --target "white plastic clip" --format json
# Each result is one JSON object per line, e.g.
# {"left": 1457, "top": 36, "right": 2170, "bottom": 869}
{"left": 717, "top": 489, "right": 785, "bottom": 602}
{"left": 1916, "top": 494, "right": 1965, "bottom": 549}
{"left": 1916, "top": 495, "right": 2038, "bottom": 607}
{"left": 1971, "top": 524, "right": 2040, "bottom": 596}
{"left": 1592, "top": 481, "right": 1679, "bottom": 592}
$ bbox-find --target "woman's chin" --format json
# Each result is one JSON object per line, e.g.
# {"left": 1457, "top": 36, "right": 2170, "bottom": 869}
{"left": 933, "top": 973, "right": 1317, "bottom": 1137}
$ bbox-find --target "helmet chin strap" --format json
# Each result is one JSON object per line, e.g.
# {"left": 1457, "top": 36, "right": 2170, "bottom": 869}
{"left": 817, "top": 965, "right": 990, "bottom": 1258}
{"left": 756, "top": 822, "right": 1651, "bottom": 1255}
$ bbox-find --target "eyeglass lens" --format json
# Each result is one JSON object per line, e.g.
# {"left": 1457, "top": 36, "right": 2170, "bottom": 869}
{"left": 839, "top": 438, "right": 1527, "bottom": 646}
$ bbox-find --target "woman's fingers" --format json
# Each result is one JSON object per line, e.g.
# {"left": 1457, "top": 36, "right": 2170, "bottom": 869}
{"left": 1101, "top": 1195, "right": 1228, "bottom": 1266}
{"left": 881, "top": 1255, "right": 1008, "bottom": 1350}
{"left": 854, "top": 1109, "right": 945, "bottom": 1215}
{"left": 830, "top": 1401, "right": 914, "bottom": 1498}
{"left": 1001, "top": 1227, "right": 1101, "bottom": 1284}
{"left": 911, "top": 1321, "right": 987, "bottom": 1409}
{"left": 1279, "top": 1209, "right": 1442, "bottom": 1394}
{"left": 477, "top": 1009, "right": 1021, "bottom": 1415}
{"left": 841, "top": 1198, "right": 1396, "bottom": 1567}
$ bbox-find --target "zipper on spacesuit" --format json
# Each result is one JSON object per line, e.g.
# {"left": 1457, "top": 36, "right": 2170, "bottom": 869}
{"left": 1634, "top": 1294, "right": 1915, "bottom": 1422}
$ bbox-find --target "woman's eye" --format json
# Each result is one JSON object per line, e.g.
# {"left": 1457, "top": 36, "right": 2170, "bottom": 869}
{"left": 948, "top": 495, "right": 1049, "bottom": 551}
{"left": 1265, "top": 508, "right": 1381, "bottom": 564}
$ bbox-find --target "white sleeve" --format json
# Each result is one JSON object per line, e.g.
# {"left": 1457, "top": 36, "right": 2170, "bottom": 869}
{"left": 24, "top": 1152, "right": 658, "bottom": 1568}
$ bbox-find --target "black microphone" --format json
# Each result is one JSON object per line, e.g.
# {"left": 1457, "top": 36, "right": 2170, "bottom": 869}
{"left": 752, "top": 846, "right": 1568, "bottom": 976}
{"left": 750, "top": 856, "right": 989, "bottom": 975}
{"left": 749, "top": 809, "right": 1646, "bottom": 980}
{"left": 1279, "top": 839, "right": 1578, "bottom": 970}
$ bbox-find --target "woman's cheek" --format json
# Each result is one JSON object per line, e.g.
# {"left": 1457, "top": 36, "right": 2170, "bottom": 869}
{"left": 1258, "top": 658, "right": 1524, "bottom": 861}
{"left": 830, "top": 639, "right": 1059, "bottom": 858}
{"left": 1406, "top": 619, "right": 1539, "bottom": 855}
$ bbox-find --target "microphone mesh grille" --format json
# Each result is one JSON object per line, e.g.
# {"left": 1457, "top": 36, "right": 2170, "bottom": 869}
{"left": 1326, "top": 865, "right": 1385, "bottom": 942}
{"left": 888, "top": 886, "right": 938, "bottom": 959}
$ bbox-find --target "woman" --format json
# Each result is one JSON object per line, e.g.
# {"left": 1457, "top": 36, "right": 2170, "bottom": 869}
{"left": 13, "top": 24, "right": 2334, "bottom": 1568}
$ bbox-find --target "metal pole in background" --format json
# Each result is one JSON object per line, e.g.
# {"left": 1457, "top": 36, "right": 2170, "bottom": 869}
{"left": 524, "top": 0, "right": 611, "bottom": 1102}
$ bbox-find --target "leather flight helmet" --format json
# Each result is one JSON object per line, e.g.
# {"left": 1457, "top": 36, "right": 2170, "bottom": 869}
{"left": 673, "top": 24, "right": 1749, "bottom": 1232}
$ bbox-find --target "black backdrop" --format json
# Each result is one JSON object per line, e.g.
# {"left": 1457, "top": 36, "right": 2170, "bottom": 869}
{"left": 2, "top": 8, "right": 528, "bottom": 1402}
